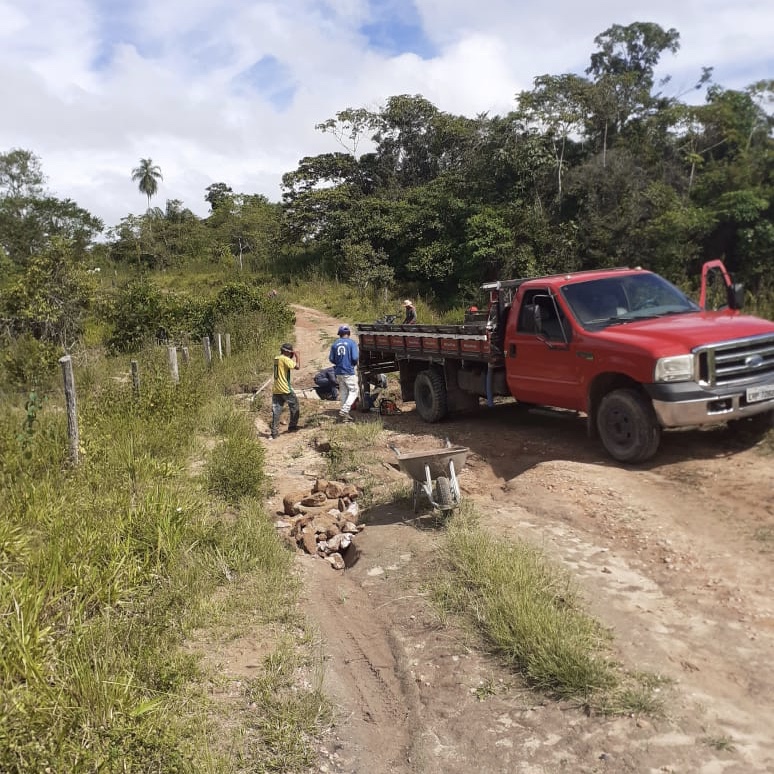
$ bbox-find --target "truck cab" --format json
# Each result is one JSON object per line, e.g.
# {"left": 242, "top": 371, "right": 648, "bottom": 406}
{"left": 501, "top": 266, "right": 774, "bottom": 461}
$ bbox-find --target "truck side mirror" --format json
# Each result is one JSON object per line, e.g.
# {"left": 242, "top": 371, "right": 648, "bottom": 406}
{"left": 729, "top": 283, "right": 744, "bottom": 311}
{"left": 519, "top": 303, "right": 542, "bottom": 334}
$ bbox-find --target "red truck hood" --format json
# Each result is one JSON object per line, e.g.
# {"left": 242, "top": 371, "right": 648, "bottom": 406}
{"left": 594, "top": 311, "right": 774, "bottom": 355}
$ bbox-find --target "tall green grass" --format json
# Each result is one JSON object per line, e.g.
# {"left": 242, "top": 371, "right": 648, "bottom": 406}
{"left": 433, "top": 510, "right": 616, "bottom": 700}
{"left": 432, "top": 508, "right": 665, "bottom": 714}
{"left": 0, "top": 302, "right": 324, "bottom": 771}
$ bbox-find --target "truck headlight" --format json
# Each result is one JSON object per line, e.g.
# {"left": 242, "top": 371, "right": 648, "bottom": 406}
{"left": 654, "top": 354, "right": 694, "bottom": 383}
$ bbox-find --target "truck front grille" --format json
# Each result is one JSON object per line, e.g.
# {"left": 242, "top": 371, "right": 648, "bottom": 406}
{"left": 697, "top": 334, "right": 774, "bottom": 387}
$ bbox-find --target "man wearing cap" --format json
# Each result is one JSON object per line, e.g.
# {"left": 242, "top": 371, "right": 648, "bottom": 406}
{"left": 329, "top": 325, "right": 359, "bottom": 421}
{"left": 402, "top": 299, "right": 417, "bottom": 325}
{"left": 270, "top": 343, "right": 300, "bottom": 439}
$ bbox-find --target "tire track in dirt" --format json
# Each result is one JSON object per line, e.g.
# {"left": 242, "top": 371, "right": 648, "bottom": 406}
{"left": 298, "top": 556, "right": 422, "bottom": 774}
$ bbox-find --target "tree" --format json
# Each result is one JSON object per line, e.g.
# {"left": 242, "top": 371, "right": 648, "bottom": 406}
{"left": 0, "top": 148, "right": 45, "bottom": 198}
{"left": 516, "top": 74, "right": 591, "bottom": 202}
{"left": 0, "top": 149, "right": 102, "bottom": 266}
{"left": 131, "top": 158, "right": 163, "bottom": 211}
{"left": 205, "top": 182, "right": 233, "bottom": 212}
{"left": 206, "top": 193, "right": 282, "bottom": 272}
{"left": 586, "top": 23, "right": 680, "bottom": 143}
{"left": 2, "top": 238, "right": 94, "bottom": 349}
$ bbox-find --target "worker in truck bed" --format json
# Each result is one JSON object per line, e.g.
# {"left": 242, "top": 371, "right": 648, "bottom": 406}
{"left": 402, "top": 299, "right": 417, "bottom": 324}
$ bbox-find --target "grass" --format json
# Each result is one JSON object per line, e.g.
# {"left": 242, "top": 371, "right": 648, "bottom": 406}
{"left": 283, "top": 273, "right": 453, "bottom": 326}
{"left": 702, "top": 734, "right": 736, "bottom": 752}
{"left": 753, "top": 525, "right": 774, "bottom": 550}
{"left": 431, "top": 506, "right": 663, "bottom": 714}
{"left": 239, "top": 644, "right": 333, "bottom": 773}
{"left": 301, "top": 406, "right": 384, "bottom": 483}
{"left": 0, "top": 298, "right": 329, "bottom": 772}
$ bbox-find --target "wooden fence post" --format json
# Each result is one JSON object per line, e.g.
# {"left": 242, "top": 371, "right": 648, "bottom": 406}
{"left": 224, "top": 333, "right": 231, "bottom": 357}
{"left": 59, "top": 355, "right": 80, "bottom": 465}
{"left": 167, "top": 346, "right": 179, "bottom": 383}
{"left": 216, "top": 333, "right": 223, "bottom": 361}
{"left": 202, "top": 336, "right": 212, "bottom": 367}
{"left": 130, "top": 360, "right": 140, "bottom": 397}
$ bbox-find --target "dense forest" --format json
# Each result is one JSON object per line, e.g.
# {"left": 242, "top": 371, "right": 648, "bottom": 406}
{"left": 1, "top": 22, "right": 772, "bottom": 388}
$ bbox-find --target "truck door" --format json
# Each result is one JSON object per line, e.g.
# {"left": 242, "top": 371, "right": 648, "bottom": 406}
{"left": 504, "top": 289, "right": 585, "bottom": 411}
{"left": 699, "top": 259, "right": 744, "bottom": 311}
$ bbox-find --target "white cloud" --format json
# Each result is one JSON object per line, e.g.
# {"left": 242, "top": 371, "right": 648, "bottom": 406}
{"left": 0, "top": 0, "right": 771, "bottom": 229}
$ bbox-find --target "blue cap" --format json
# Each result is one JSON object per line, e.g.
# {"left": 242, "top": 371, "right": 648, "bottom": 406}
{"left": 338, "top": 325, "right": 350, "bottom": 335}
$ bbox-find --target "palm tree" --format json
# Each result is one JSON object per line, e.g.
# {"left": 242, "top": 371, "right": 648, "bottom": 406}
{"left": 131, "top": 158, "right": 163, "bottom": 211}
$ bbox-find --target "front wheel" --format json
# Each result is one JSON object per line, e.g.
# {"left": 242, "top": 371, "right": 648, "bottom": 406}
{"left": 435, "top": 476, "right": 453, "bottom": 508}
{"left": 596, "top": 388, "right": 661, "bottom": 463}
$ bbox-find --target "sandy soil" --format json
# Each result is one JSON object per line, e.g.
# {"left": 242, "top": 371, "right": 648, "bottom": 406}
{"left": 249, "top": 305, "right": 774, "bottom": 774}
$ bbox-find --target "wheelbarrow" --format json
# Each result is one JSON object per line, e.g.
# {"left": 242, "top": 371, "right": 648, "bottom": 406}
{"left": 391, "top": 441, "right": 469, "bottom": 517}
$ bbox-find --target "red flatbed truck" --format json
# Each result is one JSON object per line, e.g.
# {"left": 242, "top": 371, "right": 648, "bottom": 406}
{"left": 356, "top": 262, "right": 774, "bottom": 462}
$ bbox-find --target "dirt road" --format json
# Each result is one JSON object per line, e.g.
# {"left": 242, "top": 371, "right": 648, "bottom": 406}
{"left": 257, "top": 305, "right": 774, "bottom": 774}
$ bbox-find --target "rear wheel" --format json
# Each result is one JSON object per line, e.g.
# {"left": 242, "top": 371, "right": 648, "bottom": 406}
{"left": 414, "top": 369, "right": 448, "bottom": 423}
{"left": 597, "top": 388, "right": 661, "bottom": 463}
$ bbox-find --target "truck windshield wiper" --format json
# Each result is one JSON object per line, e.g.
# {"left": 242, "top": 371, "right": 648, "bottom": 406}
{"left": 649, "top": 308, "right": 696, "bottom": 318}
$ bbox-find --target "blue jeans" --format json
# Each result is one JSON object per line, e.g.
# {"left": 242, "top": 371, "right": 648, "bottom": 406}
{"left": 271, "top": 392, "right": 299, "bottom": 437}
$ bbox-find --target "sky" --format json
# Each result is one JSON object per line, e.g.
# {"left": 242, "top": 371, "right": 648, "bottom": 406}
{"left": 1, "top": 0, "right": 772, "bottom": 231}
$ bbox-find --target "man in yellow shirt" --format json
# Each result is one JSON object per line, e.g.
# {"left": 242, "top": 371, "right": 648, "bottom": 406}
{"left": 271, "top": 343, "right": 300, "bottom": 439}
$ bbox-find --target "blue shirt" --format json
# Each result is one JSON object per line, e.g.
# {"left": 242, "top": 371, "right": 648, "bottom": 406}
{"left": 329, "top": 337, "right": 359, "bottom": 375}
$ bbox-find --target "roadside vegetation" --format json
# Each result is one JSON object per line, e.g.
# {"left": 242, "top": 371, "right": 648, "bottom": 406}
{"left": 0, "top": 286, "right": 332, "bottom": 772}
{"left": 432, "top": 507, "right": 665, "bottom": 715}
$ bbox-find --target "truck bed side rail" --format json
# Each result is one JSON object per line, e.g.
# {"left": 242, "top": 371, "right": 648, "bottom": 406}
{"left": 357, "top": 323, "right": 492, "bottom": 361}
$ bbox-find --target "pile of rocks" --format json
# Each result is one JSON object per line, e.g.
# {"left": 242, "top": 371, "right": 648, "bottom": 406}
{"left": 275, "top": 478, "right": 364, "bottom": 570}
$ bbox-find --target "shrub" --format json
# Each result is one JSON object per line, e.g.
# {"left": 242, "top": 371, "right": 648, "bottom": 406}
{"left": 206, "top": 429, "right": 266, "bottom": 504}
{"left": 105, "top": 276, "right": 163, "bottom": 353}
{"left": 0, "top": 334, "right": 60, "bottom": 391}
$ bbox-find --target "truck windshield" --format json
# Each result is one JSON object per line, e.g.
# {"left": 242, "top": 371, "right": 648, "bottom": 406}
{"left": 562, "top": 273, "right": 700, "bottom": 329}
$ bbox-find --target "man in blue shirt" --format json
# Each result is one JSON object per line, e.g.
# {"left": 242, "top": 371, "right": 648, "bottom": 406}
{"left": 329, "top": 325, "right": 359, "bottom": 421}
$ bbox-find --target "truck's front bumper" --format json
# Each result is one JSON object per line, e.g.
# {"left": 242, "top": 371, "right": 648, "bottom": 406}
{"left": 646, "top": 380, "right": 774, "bottom": 427}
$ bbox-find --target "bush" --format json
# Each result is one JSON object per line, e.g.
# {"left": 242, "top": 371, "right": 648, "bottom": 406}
{"left": 0, "top": 334, "right": 60, "bottom": 391}
{"left": 206, "top": 428, "right": 266, "bottom": 504}
{"left": 105, "top": 276, "right": 163, "bottom": 353}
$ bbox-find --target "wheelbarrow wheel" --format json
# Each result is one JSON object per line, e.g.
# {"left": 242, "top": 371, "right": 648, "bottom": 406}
{"left": 435, "top": 476, "right": 453, "bottom": 512}
{"left": 412, "top": 480, "right": 422, "bottom": 513}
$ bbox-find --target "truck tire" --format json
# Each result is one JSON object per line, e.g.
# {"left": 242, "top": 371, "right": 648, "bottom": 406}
{"left": 356, "top": 372, "right": 370, "bottom": 412}
{"left": 414, "top": 369, "right": 448, "bottom": 423}
{"left": 596, "top": 388, "right": 661, "bottom": 463}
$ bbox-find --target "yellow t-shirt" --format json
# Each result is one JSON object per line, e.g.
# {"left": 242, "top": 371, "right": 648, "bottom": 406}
{"left": 273, "top": 354, "right": 295, "bottom": 394}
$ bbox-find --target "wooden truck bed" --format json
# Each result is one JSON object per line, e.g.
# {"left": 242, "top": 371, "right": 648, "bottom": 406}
{"left": 356, "top": 322, "right": 492, "bottom": 362}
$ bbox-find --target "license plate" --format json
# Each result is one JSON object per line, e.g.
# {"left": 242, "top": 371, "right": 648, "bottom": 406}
{"left": 746, "top": 384, "right": 774, "bottom": 403}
